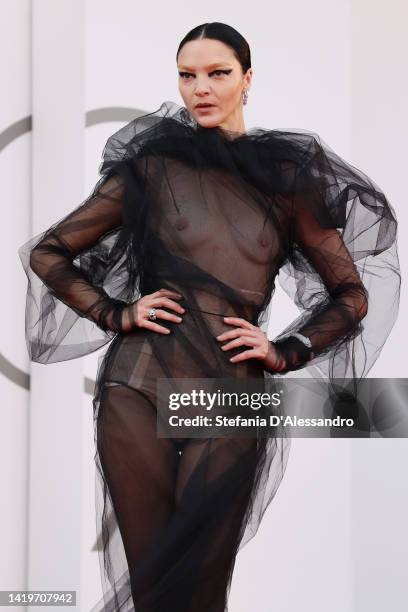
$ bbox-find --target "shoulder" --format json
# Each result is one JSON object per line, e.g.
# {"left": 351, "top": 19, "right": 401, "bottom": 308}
{"left": 251, "top": 126, "right": 324, "bottom": 165}
{"left": 99, "top": 101, "right": 196, "bottom": 176}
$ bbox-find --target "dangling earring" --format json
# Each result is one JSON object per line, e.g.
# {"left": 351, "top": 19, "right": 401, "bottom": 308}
{"left": 242, "top": 88, "right": 249, "bottom": 105}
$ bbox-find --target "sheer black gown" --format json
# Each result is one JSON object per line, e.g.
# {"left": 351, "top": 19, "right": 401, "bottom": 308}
{"left": 19, "top": 101, "right": 400, "bottom": 611}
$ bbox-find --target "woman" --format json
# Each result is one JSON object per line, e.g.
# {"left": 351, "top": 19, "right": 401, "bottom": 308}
{"left": 19, "top": 22, "right": 400, "bottom": 612}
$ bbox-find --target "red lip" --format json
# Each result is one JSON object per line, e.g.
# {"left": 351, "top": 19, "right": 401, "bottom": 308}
{"left": 195, "top": 103, "right": 215, "bottom": 108}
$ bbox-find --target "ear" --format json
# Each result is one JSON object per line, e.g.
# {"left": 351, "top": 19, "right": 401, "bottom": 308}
{"left": 244, "top": 67, "right": 253, "bottom": 90}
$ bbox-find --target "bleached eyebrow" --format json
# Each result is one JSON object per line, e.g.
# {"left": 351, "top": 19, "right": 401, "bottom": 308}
{"left": 177, "top": 63, "right": 233, "bottom": 70}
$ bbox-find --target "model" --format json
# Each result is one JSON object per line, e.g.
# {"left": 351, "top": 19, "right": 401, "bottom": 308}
{"left": 19, "top": 22, "right": 400, "bottom": 612}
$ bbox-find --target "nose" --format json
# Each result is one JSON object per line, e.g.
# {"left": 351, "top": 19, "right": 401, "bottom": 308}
{"left": 194, "top": 78, "right": 211, "bottom": 95}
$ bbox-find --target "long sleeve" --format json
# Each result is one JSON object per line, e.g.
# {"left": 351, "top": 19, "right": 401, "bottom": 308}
{"left": 264, "top": 131, "right": 400, "bottom": 383}
{"left": 271, "top": 196, "right": 369, "bottom": 373}
{"left": 29, "top": 173, "right": 126, "bottom": 329}
{"left": 19, "top": 171, "right": 130, "bottom": 363}
{"left": 19, "top": 110, "right": 162, "bottom": 365}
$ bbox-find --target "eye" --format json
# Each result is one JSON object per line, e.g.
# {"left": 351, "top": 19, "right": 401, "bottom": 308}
{"left": 178, "top": 69, "right": 232, "bottom": 80}
{"left": 210, "top": 69, "right": 232, "bottom": 77}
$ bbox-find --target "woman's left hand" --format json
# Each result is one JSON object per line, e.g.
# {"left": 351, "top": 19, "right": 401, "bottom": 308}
{"left": 216, "top": 316, "right": 286, "bottom": 371}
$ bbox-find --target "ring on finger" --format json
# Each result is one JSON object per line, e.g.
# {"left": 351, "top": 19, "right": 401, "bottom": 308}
{"left": 147, "top": 307, "right": 157, "bottom": 321}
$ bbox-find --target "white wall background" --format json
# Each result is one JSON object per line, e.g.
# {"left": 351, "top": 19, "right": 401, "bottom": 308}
{"left": 1, "top": 0, "right": 407, "bottom": 610}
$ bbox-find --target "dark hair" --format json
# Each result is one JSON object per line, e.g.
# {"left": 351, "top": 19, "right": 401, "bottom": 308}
{"left": 176, "top": 22, "right": 251, "bottom": 74}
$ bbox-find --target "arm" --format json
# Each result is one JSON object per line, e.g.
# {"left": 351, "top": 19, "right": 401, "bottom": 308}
{"left": 269, "top": 187, "right": 369, "bottom": 374}
{"left": 29, "top": 172, "right": 127, "bottom": 333}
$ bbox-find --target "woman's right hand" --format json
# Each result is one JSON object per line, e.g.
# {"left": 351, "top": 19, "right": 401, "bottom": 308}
{"left": 120, "top": 288, "right": 185, "bottom": 334}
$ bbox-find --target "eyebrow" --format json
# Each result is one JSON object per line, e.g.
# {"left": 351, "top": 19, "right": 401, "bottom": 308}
{"left": 177, "top": 63, "right": 233, "bottom": 70}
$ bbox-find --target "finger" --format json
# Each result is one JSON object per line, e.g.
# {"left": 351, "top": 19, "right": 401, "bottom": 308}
{"left": 154, "top": 289, "right": 183, "bottom": 299}
{"left": 221, "top": 336, "right": 258, "bottom": 351}
{"left": 223, "top": 316, "right": 255, "bottom": 330}
{"left": 229, "top": 348, "right": 262, "bottom": 363}
{"left": 141, "top": 320, "right": 172, "bottom": 334}
{"left": 147, "top": 308, "right": 183, "bottom": 324}
{"left": 218, "top": 331, "right": 258, "bottom": 346}
{"left": 150, "top": 296, "right": 185, "bottom": 314}
{"left": 216, "top": 328, "right": 258, "bottom": 341}
{"left": 230, "top": 349, "right": 262, "bottom": 363}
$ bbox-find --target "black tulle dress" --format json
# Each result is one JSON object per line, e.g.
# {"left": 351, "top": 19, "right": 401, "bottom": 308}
{"left": 19, "top": 101, "right": 400, "bottom": 611}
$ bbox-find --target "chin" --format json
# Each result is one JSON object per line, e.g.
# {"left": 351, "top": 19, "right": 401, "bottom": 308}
{"left": 194, "top": 114, "right": 221, "bottom": 129}
{"left": 197, "top": 120, "right": 220, "bottom": 129}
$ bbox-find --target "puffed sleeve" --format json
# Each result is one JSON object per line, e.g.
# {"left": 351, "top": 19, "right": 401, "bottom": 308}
{"left": 18, "top": 103, "right": 187, "bottom": 365}
{"left": 18, "top": 168, "right": 133, "bottom": 364}
{"left": 267, "top": 131, "right": 400, "bottom": 389}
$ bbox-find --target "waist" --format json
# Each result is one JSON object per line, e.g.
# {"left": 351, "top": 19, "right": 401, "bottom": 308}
{"left": 141, "top": 283, "right": 263, "bottom": 324}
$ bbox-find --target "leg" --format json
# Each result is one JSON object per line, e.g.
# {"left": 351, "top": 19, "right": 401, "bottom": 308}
{"left": 96, "top": 384, "right": 180, "bottom": 610}
{"left": 174, "top": 437, "right": 260, "bottom": 611}
{"left": 95, "top": 384, "right": 261, "bottom": 612}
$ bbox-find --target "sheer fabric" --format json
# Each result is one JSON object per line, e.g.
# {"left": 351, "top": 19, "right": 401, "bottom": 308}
{"left": 19, "top": 101, "right": 400, "bottom": 611}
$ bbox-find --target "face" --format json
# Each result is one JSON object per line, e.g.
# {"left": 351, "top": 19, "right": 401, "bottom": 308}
{"left": 177, "top": 38, "right": 252, "bottom": 132}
